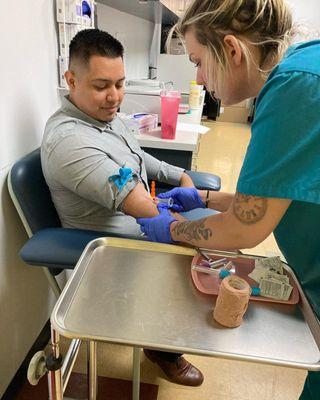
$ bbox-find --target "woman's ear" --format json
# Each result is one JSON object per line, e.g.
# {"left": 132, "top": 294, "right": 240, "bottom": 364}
{"left": 223, "top": 35, "right": 242, "bottom": 67}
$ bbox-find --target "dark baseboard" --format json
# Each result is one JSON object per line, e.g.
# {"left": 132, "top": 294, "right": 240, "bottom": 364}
{"left": 1, "top": 320, "right": 51, "bottom": 400}
{"left": 16, "top": 373, "right": 159, "bottom": 400}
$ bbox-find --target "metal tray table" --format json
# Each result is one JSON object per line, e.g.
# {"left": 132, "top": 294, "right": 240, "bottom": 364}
{"left": 49, "top": 238, "right": 320, "bottom": 400}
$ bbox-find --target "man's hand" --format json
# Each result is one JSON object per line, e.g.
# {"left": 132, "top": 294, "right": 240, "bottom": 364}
{"left": 179, "top": 172, "right": 194, "bottom": 188}
{"left": 137, "top": 206, "right": 177, "bottom": 244}
{"left": 158, "top": 187, "right": 205, "bottom": 212}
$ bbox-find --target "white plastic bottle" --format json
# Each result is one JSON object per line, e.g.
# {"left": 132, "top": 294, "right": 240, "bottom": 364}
{"left": 189, "top": 80, "right": 202, "bottom": 110}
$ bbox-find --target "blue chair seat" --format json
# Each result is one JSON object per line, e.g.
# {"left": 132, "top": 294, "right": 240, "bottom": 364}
{"left": 20, "top": 228, "right": 145, "bottom": 273}
{"left": 20, "top": 228, "right": 103, "bottom": 270}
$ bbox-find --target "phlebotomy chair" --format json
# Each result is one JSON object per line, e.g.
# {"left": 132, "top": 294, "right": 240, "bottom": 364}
{"left": 7, "top": 147, "right": 221, "bottom": 298}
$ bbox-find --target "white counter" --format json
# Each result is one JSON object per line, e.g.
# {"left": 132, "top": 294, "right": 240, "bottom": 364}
{"left": 136, "top": 127, "right": 199, "bottom": 151}
{"left": 136, "top": 108, "right": 205, "bottom": 152}
{"left": 177, "top": 108, "right": 203, "bottom": 125}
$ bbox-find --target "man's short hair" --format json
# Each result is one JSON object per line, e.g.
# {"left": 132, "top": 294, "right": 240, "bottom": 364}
{"left": 69, "top": 28, "right": 124, "bottom": 68}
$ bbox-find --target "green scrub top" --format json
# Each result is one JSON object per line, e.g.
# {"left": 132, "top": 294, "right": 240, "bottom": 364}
{"left": 237, "top": 40, "right": 320, "bottom": 400}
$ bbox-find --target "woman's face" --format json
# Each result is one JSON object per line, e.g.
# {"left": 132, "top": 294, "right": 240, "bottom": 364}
{"left": 184, "top": 29, "right": 262, "bottom": 105}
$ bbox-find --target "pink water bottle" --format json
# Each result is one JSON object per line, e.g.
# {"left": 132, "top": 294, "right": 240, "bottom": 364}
{"left": 160, "top": 90, "right": 181, "bottom": 139}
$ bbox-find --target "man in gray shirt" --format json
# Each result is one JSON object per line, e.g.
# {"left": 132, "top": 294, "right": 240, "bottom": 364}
{"left": 41, "top": 29, "right": 203, "bottom": 386}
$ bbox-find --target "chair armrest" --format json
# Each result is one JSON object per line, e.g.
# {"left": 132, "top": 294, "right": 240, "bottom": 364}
{"left": 152, "top": 171, "right": 221, "bottom": 194}
{"left": 185, "top": 170, "right": 221, "bottom": 191}
{"left": 20, "top": 228, "right": 145, "bottom": 273}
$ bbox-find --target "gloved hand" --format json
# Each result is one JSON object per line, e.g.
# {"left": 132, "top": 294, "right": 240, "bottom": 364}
{"left": 157, "top": 187, "right": 205, "bottom": 212}
{"left": 137, "top": 206, "right": 178, "bottom": 244}
{"left": 156, "top": 200, "right": 183, "bottom": 213}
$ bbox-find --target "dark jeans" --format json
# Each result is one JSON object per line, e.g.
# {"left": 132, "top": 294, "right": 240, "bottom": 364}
{"left": 300, "top": 371, "right": 320, "bottom": 400}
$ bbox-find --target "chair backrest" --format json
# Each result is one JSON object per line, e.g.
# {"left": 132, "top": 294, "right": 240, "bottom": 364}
{"left": 8, "top": 148, "right": 61, "bottom": 236}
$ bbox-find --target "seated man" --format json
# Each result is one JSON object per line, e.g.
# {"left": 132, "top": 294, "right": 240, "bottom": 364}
{"left": 41, "top": 28, "right": 203, "bottom": 386}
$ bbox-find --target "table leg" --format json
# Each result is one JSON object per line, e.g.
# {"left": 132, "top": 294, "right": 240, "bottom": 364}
{"left": 48, "top": 328, "right": 63, "bottom": 400}
{"left": 132, "top": 347, "right": 141, "bottom": 400}
{"left": 87, "top": 341, "right": 98, "bottom": 400}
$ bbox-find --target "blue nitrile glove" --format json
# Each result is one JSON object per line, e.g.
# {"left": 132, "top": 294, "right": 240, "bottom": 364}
{"left": 137, "top": 206, "right": 178, "bottom": 244}
{"left": 157, "top": 187, "right": 205, "bottom": 212}
{"left": 157, "top": 200, "right": 183, "bottom": 213}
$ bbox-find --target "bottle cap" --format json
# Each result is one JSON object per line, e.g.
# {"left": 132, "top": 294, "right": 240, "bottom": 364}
{"left": 251, "top": 287, "right": 261, "bottom": 296}
{"left": 219, "top": 269, "right": 231, "bottom": 279}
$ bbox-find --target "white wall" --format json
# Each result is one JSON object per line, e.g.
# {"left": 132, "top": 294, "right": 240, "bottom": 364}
{"left": 287, "top": 0, "right": 320, "bottom": 37}
{"left": 157, "top": 54, "right": 197, "bottom": 93}
{"left": 0, "top": 0, "right": 59, "bottom": 395}
{"left": 97, "top": 3, "right": 154, "bottom": 80}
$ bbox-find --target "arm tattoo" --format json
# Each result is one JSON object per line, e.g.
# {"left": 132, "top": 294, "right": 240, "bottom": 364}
{"left": 172, "top": 218, "right": 213, "bottom": 242}
{"left": 233, "top": 193, "right": 267, "bottom": 224}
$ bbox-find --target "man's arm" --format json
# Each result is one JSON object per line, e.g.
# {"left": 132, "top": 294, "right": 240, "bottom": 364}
{"left": 121, "top": 182, "right": 159, "bottom": 218}
{"left": 179, "top": 172, "right": 194, "bottom": 187}
{"left": 143, "top": 152, "right": 186, "bottom": 187}
{"left": 170, "top": 193, "right": 291, "bottom": 250}
{"left": 46, "top": 133, "right": 160, "bottom": 219}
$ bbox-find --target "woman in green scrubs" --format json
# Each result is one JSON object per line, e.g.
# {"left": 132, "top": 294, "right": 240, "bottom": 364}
{"left": 137, "top": 1, "right": 320, "bottom": 398}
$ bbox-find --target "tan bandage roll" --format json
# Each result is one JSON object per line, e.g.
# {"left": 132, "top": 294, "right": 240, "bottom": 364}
{"left": 213, "top": 275, "right": 251, "bottom": 328}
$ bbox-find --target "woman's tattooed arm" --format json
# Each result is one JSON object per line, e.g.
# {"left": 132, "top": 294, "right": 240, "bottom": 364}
{"left": 233, "top": 193, "right": 268, "bottom": 224}
{"left": 169, "top": 192, "right": 289, "bottom": 249}
{"left": 172, "top": 218, "right": 213, "bottom": 243}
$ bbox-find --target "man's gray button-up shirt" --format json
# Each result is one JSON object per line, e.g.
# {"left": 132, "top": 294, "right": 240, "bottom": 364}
{"left": 41, "top": 96, "right": 184, "bottom": 237}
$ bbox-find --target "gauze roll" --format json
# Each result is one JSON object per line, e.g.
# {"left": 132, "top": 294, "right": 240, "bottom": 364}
{"left": 213, "top": 275, "right": 251, "bottom": 328}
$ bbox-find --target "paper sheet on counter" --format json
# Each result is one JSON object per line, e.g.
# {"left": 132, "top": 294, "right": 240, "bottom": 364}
{"left": 176, "top": 122, "right": 210, "bottom": 135}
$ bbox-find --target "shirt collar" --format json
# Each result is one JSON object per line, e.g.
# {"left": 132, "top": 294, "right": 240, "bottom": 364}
{"left": 61, "top": 95, "right": 111, "bottom": 131}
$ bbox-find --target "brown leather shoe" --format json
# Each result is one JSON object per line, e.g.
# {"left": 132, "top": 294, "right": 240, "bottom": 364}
{"left": 144, "top": 349, "right": 204, "bottom": 386}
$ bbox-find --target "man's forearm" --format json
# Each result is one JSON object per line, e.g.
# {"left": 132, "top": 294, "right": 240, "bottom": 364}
{"left": 122, "top": 183, "right": 159, "bottom": 218}
{"left": 179, "top": 172, "right": 194, "bottom": 187}
{"left": 124, "top": 197, "right": 159, "bottom": 218}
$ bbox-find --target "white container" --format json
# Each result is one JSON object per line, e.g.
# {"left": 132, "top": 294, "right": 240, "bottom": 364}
{"left": 122, "top": 114, "right": 158, "bottom": 135}
{"left": 56, "top": 0, "right": 94, "bottom": 25}
{"left": 57, "top": 0, "right": 82, "bottom": 24}
{"left": 121, "top": 80, "right": 164, "bottom": 121}
{"left": 189, "top": 81, "right": 203, "bottom": 110}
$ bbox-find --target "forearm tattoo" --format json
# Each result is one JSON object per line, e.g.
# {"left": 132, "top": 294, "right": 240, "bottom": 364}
{"left": 172, "top": 218, "right": 213, "bottom": 242}
{"left": 233, "top": 193, "right": 267, "bottom": 224}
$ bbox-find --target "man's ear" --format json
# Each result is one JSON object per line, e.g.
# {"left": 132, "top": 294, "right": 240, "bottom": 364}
{"left": 223, "top": 35, "right": 242, "bottom": 67}
{"left": 65, "top": 70, "right": 76, "bottom": 90}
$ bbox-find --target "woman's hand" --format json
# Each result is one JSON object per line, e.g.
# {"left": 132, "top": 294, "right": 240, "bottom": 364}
{"left": 157, "top": 187, "right": 205, "bottom": 211}
{"left": 137, "top": 206, "right": 177, "bottom": 244}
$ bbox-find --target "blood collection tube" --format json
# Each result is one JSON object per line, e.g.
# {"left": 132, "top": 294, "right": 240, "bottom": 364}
{"left": 156, "top": 197, "right": 174, "bottom": 208}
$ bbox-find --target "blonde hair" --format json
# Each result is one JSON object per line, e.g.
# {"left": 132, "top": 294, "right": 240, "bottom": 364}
{"left": 169, "top": 0, "right": 295, "bottom": 91}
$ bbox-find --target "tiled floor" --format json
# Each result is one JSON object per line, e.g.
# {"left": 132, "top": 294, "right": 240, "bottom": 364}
{"left": 60, "top": 121, "right": 307, "bottom": 400}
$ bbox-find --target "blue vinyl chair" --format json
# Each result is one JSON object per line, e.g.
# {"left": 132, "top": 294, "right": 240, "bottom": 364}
{"left": 7, "top": 148, "right": 221, "bottom": 298}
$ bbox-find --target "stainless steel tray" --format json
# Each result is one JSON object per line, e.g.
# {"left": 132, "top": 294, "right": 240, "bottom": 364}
{"left": 51, "top": 238, "right": 320, "bottom": 371}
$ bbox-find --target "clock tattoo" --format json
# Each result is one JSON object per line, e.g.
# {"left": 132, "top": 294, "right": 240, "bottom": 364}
{"left": 233, "top": 193, "right": 267, "bottom": 224}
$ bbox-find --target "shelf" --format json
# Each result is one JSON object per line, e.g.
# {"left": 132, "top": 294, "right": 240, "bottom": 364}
{"left": 97, "top": 0, "right": 177, "bottom": 24}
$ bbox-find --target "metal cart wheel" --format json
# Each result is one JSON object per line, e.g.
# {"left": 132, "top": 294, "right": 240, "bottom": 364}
{"left": 27, "top": 350, "right": 48, "bottom": 385}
